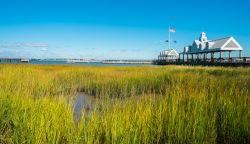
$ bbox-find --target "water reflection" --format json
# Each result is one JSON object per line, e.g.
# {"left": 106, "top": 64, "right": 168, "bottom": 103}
{"left": 73, "top": 92, "right": 95, "bottom": 121}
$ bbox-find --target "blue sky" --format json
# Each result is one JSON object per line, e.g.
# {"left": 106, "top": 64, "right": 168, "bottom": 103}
{"left": 0, "top": 0, "right": 249, "bottom": 59}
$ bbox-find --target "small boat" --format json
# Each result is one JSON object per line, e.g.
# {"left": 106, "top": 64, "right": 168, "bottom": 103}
{"left": 21, "top": 59, "right": 29, "bottom": 63}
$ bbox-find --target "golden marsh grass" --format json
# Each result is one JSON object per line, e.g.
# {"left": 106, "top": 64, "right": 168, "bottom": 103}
{"left": 0, "top": 64, "right": 249, "bottom": 143}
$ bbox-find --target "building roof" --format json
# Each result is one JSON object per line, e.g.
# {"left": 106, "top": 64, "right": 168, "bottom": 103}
{"left": 160, "top": 49, "right": 178, "bottom": 56}
{"left": 208, "top": 37, "right": 231, "bottom": 49}
{"left": 181, "top": 33, "right": 243, "bottom": 54}
{"left": 194, "top": 40, "right": 201, "bottom": 45}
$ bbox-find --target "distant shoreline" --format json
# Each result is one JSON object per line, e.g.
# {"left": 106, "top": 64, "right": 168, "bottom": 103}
{"left": 0, "top": 59, "right": 154, "bottom": 66}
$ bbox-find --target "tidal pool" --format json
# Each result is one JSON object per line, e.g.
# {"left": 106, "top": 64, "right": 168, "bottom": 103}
{"left": 73, "top": 92, "right": 96, "bottom": 121}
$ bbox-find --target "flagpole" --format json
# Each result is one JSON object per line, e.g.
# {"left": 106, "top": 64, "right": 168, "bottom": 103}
{"left": 169, "top": 26, "right": 170, "bottom": 49}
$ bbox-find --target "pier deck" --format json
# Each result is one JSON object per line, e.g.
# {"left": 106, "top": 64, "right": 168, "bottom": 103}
{"left": 102, "top": 60, "right": 153, "bottom": 64}
{"left": 154, "top": 57, "right": 250, "bottom": 67}
{"left": 0, "top": 58, "right": 29, "bottom": 63}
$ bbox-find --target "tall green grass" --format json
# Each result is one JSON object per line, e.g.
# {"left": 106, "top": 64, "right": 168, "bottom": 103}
{"left": 0, "top": 64, "right": 249, "bottom": 143}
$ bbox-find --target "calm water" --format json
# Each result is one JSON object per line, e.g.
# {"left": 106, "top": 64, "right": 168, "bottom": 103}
{"left": 73, "top": 92, "right": 96, "bottom": 121}
{"left": 29, "top": 59, "right": 153, "bottom": 66}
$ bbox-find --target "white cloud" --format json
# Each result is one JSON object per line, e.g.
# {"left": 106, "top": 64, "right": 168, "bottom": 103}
{"left": 22, "top": 42, "right": 48, "bottom": 48}
{"left": 40, "top": 48, "right": 48, "bottom": 51}
{"left": 0, "top": 42, "right": 49, "bottom": 49}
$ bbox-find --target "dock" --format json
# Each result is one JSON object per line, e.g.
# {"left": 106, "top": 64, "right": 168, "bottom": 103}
{"left": 0, "top": 58, "right": 29, "bottom": 63}
{"left": 154, "top": 57, "right": 250, "bottom": 67}
{"left": 156, "top": 32, "right": 250, "bottom": 67}
{"left": 102, "top": 60, "right": 153, "bottom": 64}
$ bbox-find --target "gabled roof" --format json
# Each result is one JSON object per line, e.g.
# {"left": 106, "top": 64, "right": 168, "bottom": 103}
{"left": 165, "top": 49, "right": 178, "bottom": 55}
{"left": 161, "top": 49, "right": 178, "bottom": 56}
{"left": 207, "top": 36, "right": 243, "bottom": 50}
{"left": 208, "top": 37, "right": 231, "bottom": 49}
{"left": 182, "top": 35, "right": 243, "bottom": 54}
{"left": 221, "top": 37, "right": 243, "bottom": 50}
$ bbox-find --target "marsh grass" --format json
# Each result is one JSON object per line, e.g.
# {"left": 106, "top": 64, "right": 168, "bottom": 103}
{"left": 0, "top": 64, "right": 249, "bottom": 143}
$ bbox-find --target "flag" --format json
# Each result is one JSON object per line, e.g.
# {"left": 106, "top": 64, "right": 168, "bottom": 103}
{"left": 169, "top": 27, "right": 175, "bottom": 33}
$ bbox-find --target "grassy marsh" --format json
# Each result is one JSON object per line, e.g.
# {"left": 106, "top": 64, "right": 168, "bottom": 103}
{"left": 0, "top": 64, "right": 249, "bottom": 143}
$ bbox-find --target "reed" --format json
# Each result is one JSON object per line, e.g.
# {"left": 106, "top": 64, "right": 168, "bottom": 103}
{"left": 0, "top": 64, "right": 249, "bottom": 143}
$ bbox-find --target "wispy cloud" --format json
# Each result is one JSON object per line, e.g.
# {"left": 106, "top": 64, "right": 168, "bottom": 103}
{"left": 0, "top": 41, "right": 50, "bottom": 58}
{"left": 0, "top": 42, "right": 49, "bottom": 49}
{"left": 40, "top": 48, "right": 48, "bottom": 51}
{"left": 21, "top": 42, "right": 49, "bottom": 48}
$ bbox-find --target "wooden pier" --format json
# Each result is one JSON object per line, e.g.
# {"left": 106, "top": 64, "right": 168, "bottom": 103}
{"left": 156, "top": 32, "right": 250, "bottom": 67}
{"left": 102, "top": 60, "right": 153, "bottom": 64}
{"left": 0, "top": 58, "right": 29, "bottom": 63}
{"left": 154, "top": 57, "right": 250, "bottom": 67}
